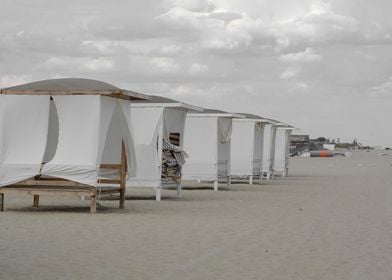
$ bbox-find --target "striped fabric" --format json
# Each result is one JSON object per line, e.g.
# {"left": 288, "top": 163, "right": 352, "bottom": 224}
{"left": 162, "top": 138, "right": 188, "bottom": 167}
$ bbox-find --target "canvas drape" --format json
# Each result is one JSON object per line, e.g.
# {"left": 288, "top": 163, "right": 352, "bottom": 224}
{"left": 0, "top": 95, "right": 50, "bottom": 186}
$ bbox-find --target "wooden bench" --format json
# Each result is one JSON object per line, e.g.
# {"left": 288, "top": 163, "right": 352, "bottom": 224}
{"left": 0, "top": 143, "right": 127, "bottom": 213}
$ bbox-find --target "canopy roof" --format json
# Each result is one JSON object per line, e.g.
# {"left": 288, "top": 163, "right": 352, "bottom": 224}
{"left": 188, "top": 108, "right": 244, "bottom": 118}
{"left": 0, "top": 78, "right": 149, "bottom": 101}
{"left": 131, "top": 95, "right": 202, "bottom": 112}
{"left": 233, "top": 112, "right": 274, "bottom": 123}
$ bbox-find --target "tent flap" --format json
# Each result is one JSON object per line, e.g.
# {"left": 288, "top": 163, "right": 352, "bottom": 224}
{"left": 0, "top": 95, "right": 50, "bottom": 187}
{"left": 41, "top": 95, "right": 115, "bottom": 186}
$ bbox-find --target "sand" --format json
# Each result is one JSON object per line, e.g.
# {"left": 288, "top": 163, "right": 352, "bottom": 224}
{"left": 1, "top": 150, "right": 392, "bottom": 280}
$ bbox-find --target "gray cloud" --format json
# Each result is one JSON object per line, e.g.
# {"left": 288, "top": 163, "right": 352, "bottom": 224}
{"left": 0, "top": 0, "right": 391, "bottom": 146}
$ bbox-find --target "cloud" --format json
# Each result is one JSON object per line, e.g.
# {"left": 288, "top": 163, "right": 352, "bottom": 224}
{"left": 0, "top": 74, "right": 32, "bottom": 88}
{"left": 369, "top": 76, "right": 392, "bottom": 98}
{"left": 279, "top": 48, "right": 322, "bottom": 63}
{"left": 149, "top": 57, "right": 181, "bottom": 73}
{"left": 85, "top": 58, "right": 114, "bottom": 72}
{"left": 189, "top": 63, "right": 209, "bottom": 75}
{"left": 280, "top": 66, "right": 301, "bottom": 79}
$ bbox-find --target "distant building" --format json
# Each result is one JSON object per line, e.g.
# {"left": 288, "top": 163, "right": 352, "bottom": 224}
{"left": 290, "top": 134, "right": 310, "bottom": 155}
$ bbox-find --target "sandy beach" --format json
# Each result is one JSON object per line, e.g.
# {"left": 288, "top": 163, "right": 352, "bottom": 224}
{"left": 1, "top": 150, "right": 392, "bottom": 280}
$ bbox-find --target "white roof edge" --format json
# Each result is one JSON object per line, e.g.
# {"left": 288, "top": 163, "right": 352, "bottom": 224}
{"left": 233, "top": 118, "right": 274, "bottom": 123}
{"left": 130, "top": 102, "right": 203, "bottom": 111}
{"left": 277, "top": 126, "right": 296, "bottom": 130}
{"left": 123, "top": 90, "right": 151, "bottom": 100}
{"left": 187, "top": 112, "right": 244, "bottom": 118}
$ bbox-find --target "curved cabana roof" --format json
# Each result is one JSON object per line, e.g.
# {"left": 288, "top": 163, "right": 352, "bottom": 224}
{"left": 0, "top": 78, "right": 149, "bottom": 101}
{"left": 188, "top": 108, "right": 244, "bottom": 118}
{"left": 131, "top": 94, "right": 203, "bottom": 112}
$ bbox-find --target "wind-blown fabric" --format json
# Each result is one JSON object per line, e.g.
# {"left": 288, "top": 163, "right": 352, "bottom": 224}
{"left": 41, "top": 96, "right": 116, "bottom": 186}
{"left": 0, "top": 95, "right": 50, "bottom": 187}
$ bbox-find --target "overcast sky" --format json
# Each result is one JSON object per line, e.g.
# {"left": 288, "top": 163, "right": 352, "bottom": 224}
{"left": 1, "top": 0, "right": 391, "bottom": 146}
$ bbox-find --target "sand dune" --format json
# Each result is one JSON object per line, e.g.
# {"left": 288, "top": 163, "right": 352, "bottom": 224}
{"left": 1, "top": 150, "right": 392, "bottom": 280}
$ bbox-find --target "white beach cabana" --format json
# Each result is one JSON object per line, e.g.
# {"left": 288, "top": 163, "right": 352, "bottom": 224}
{"left": 273, "top": 125, "right": 295, "bottom": 177}
{"left": 230, "top": 113, "right": 273, "bottom": 184}
{"left": 0, "top": 78, "right": 149, "bottom": 212}
{"left": 127, "top": 95, "right": 202, "bottom": 201}
{"left": 261, "top": 118, "right": 280, "bottom": 180}
{"left": 182, "top": 109, "right": 243, "bottom": 191}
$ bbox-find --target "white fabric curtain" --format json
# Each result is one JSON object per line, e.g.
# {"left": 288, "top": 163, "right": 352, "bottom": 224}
{"left": 127, "top": 107, "right": 164, "bottom": 187}
{"left": 182, "top": 117, "right": 218, "bottom": 180}
{"left": 41, "top": 96, "right": 115, "bottom": 186}
{"left": 162, "top": 108, "right": 186, "bottom": 147}
{"left": 218, "top": 118, "right": 232, "bottom": 144}
{"left": 0, "top": 95, "right": 50, "bottom": 187}
{"left": 98, "top": 99, "right": 137, "bottom": 180}
{"left": 230, "top": 121, "right": 253, "bottom": 175}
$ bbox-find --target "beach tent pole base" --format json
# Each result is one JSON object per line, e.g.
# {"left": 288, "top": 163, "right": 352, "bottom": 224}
{"left": 176, "top": 184, "right": 181, "bottom": 198}
{"left": 213, "top": 180, "right": 218, "bottom": 191}
{"left": 156, "top": 187, "right": 161, "bottom": 201}
{"left": 90, "top": 193, "right": 97, "bottom": 213}
{"left": 33, "top": 195, "right": 39, "bottom": 207}
{"left": 249, "top": 176, "right": 253, "bottom": 185}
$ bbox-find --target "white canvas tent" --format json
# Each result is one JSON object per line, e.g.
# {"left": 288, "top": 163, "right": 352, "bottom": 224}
{"left": 261, "top": 119, "right": 280, "bottom": 180}
{"left": 231, "top": 113, "right": 273, "bottom": 184}
{"left": 273, "top": 125, "right": 295, "bottom": 177}
{"left": 127, "top": 95, "right": 202, "bottom": 201}
{"left": 0, "top": 78, "right": 149, "bottom": 212}
{"left": 182, "top": 109, "right": 243, "bottom": 191}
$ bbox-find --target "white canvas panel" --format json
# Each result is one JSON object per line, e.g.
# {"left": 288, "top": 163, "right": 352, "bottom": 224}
{"left": 182, "top": 117, "right": 218, "bottom": 180}
{"left": 284, "top": 130, "right": 292, "bottom": 171}
{"left": 118, "top": 100, "right": 137, "bottom": 177}
{"left": 99, "top": 99, "right": 137, "bottom": 180}
{"left": 218, "top": 117, "right": 232, "bottom": 143}
{"left": 253, "top": 123, "right": 264, "bottom": 176}
{"left": 230, "top": 121, "right": 254, "bottom": 176}
{"left": 42, "top": 96, "right": 115, "bottom": 186}
{"left": 270, "top": 126, "right": 277, "bottom": 172}
{"left": 217, "top": 118, "right": 232, "bottom": 178}
{"left": 262, "top": 124, "right": 273, "bottom": 173}
{"left": 273, "top": 128, "right": 287, "bottom": 173}
{"left": 163, "top": 108, "right": 186, "bottom": 147}
{"left": 0, "top": 95, "right": 50, "bottom": 186}
{"left": 127, "top": 107, "right": 164, "bottom": 187}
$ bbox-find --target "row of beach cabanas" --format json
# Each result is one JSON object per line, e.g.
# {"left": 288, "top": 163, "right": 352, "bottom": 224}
{"left": 0, "top": 78, "right": 294, "bottom": 212}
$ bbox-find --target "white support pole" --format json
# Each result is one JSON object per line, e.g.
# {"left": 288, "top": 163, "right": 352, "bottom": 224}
{"left": 156, "top": 187, "right": 161, "bottom": 201}
{"left": 213, "top": 180, "right": 219, "bottom": 191}
{"left": 176, "top": 183, "right": 182, "bottom": 198}
{"left": 266, "top": 172, "right": 272, "bottom": 180}
{"left": 249, "top": 175, "right": 253, "bottom": 185}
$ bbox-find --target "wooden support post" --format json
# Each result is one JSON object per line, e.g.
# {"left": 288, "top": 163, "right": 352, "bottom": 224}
{"left": 33, "top": 195, "right": 40, "bottom": 207}
{"left": 213, "top": 180, "right": 218, "bottom": 191}
{"left": 0, "top": 193, "right": 4, "bottom": 212}
{"left": 119, "top": 141, "right": 127, "bottom": 209}
{"left": 90, "top": 194, "right": 97, "bottom": 213}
